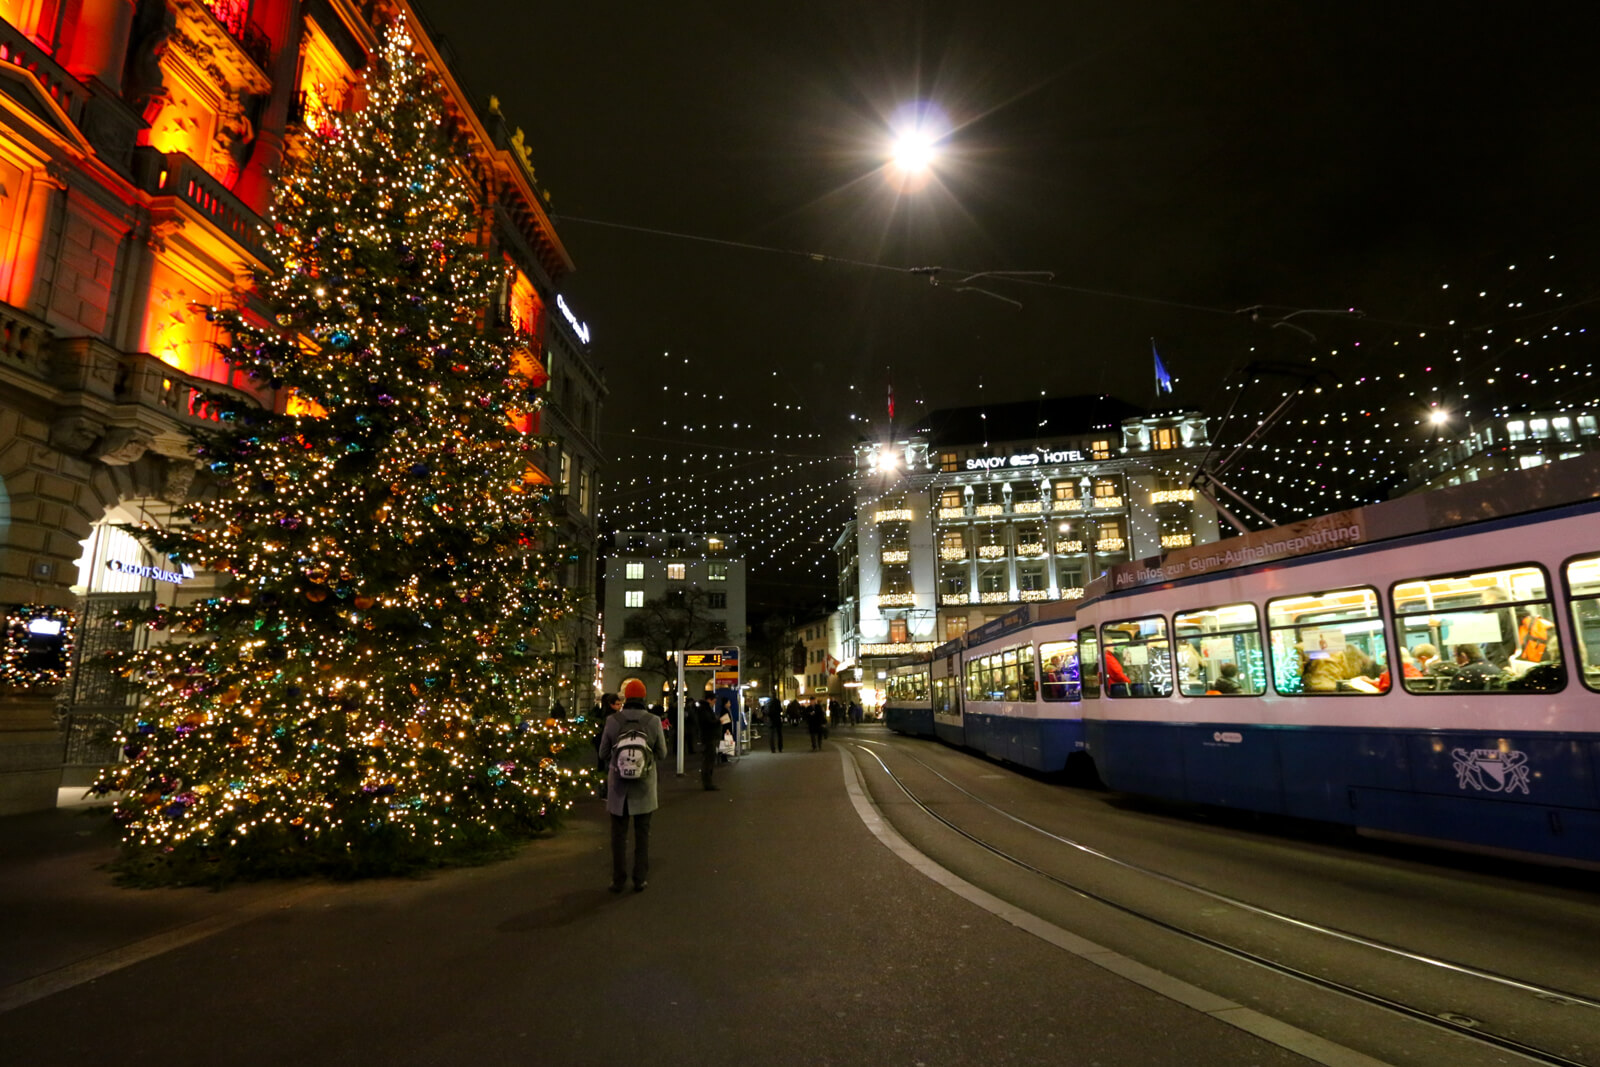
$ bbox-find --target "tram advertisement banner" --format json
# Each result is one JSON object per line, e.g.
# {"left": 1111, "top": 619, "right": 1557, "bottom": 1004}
{"left": 1109, "top": 509, "right": 1367, "bottom": 591}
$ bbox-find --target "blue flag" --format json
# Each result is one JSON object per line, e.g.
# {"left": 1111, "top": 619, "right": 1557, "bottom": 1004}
{"left": 1152, "top": 339, "right": 1173, "bottom": 396}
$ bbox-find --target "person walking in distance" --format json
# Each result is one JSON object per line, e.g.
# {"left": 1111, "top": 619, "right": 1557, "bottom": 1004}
{"left": 596, "top": 681, "right": 668, "bottom": 893}
{"left": 805, "top": 700, "right": 826, "bottom": 750}
{"left": 695, "top": 692, "right": 721, "bottom": 790}
{"left": 765, "top": 696, "right": 784, "bottom": 753}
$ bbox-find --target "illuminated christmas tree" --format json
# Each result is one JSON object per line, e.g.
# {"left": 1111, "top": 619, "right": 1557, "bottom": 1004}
{"left": 94, "top": 20, "right": 588, "bottom": 882}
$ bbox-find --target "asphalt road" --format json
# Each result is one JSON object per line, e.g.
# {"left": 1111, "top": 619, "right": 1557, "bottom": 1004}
{"left": 1, "top": 729, "right": 1318, "bottom": 1067}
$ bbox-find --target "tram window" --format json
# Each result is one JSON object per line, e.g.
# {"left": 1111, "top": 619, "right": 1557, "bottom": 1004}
{"left": 1564, "top": 554, "right": 1600, "bottom": 693}
{"left": 1267, "top": 588, "right": 1389, "bottom": 695}
{"left": 1100, "top": 617, "right": 1173, "bottom": 698}
{"left": 887, "top": 670, "right": 930, "bottom": 702}
{"left": 1172, "top": 603, "right": 1263, "bottom": 696}
{"left": 1078, "top": 627, "right": 1100, "bottom": 698}
{"left": 1039, "top": 639, "right": 1081, "bottom": 701}
{"left": 1391, "top": 564, "right": 1564, "bottom": 694}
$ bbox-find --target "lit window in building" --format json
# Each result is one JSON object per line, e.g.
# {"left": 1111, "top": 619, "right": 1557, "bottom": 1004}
{"left": 707, "top": 537, "right": 724, "bottom": 553}
{"left": 1091, "top": 439, "right": 1111, "bottom": 460}
{"left": 708, "top": 562, "right": 728, "bottom": 580}
{"left": 623, "top": 649, "right": 643, "bottom": 668}
{"left": 624, "top": 590, "right": 644, "bottom": 608}
{"left": 667, "top": 563, "right": 686, "bottom": 580}
{"left": 625, "top": 562, "right": 644, "bottom": 580}
{"left": 945, "top": 615, "right": 968, "bottom": 640}
{"left": 890, "top": 618, "right": 909, "bottom": 643}
{"left": 940, "top": 452, "right": 959, "bottom": 472}
{"left": 1153, "top": 426, "right": 1179, "bottom": 450}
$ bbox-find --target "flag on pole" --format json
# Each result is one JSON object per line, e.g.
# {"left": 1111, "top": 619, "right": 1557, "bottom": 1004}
{"left": 1152, "top": 339, "right": 1174, "bottom": 396}
{"left": 887, "top": 381, "right": 895, "bottom": 418}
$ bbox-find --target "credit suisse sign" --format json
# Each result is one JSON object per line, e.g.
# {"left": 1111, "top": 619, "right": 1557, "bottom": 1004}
{"left": 965, "top": 447, "right": 1086, "bottom": 471}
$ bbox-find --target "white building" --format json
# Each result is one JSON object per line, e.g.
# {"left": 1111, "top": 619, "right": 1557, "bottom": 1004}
{"left": 844, "top": 396, "right": 1221, "bottom": 663}
{"left": 601, "top": 532, "right": 747, "bottom": 698}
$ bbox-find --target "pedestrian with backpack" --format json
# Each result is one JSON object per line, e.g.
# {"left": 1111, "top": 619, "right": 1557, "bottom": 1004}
{"left": 597, "top": 682, "right": 668, "bottom": 893}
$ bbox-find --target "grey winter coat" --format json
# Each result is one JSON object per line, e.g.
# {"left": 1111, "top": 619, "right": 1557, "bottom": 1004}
{"left": 597, "top": 702, "right": 669, "bottom": 816}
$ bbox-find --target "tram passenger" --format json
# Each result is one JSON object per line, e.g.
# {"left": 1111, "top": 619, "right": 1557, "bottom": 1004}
{"left": 1411, "top": 643, "right": 1442, "bottom": 675}
{"left": 1212, "top": 662, "right": 1241, "bottom": 694}
{"left": 1178, "top": 641, "right": 1205, "bottom": 694}
{"left": 1448, "top": 644, "right": 1500, "bottom": 689}
{"left": 1300, "top": 644, "right": 1383, "bottom": 693}
{"left": 1377, "top": 644, "right": 1423, "bottom": 691}
{"left": 1479, "top": 587, "right": 1519, "bottom": 667}
{"left": 1103, "top": 647, "right": 1131, "bottom": 697}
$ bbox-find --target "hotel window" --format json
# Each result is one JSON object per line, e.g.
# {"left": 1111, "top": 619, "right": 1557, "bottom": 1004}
{"left": 667, "top": 563, "right": 686, "bottom": 580}
{"left": 939, "top": 489, "right": 963, "bottom": 509}
{"left": 708, "top": 562, "right": 728, "bottom": 581}
{"left": 623, "top": 649, "right": 643, "bottom": 668}
{"left": 889, "top": 619, "right": 909, "bottom": 643}
{"left": 1153, "top": 426, "right": 1179, "bottom": 450}
{"left": 940, "top": 451, "right": 959, "bottom": 472}
{"left": 1094, "top": 478, "right": 1120, "bottom": 500}
{"left": 945, "top": 615, "right": 968, "bottom": 641}
{"left": 1091, "top": 439, "right": 1111, "bottom": 460}
{"left": 624, "top": 590, "right": 644, "bottom": 608}
{"left": 1052, "top": 482, "right": 1077, "bottom": 504}
{"left": 625, "top": 562, "right": 644, "bottom": 580}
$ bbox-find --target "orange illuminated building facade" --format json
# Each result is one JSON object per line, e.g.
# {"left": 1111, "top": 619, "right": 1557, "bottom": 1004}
{"left": 0, "top": 0, "right": 607, "bottom": 813}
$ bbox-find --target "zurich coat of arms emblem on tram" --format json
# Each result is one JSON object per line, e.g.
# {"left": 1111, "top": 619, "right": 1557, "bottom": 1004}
{"left": 1451, "top": 748, "right": 1531, "bottom": 794}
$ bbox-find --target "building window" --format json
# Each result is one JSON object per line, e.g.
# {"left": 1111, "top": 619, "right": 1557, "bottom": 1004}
{"left": 1094, "top": 477, "right": 1120, "bottom": 500}
{"left": 559, "top": 451, "right": 571, "bottom": 492}
{"left": 945, "top": 615, "right": 968, "bottom": 640}
{"left": 1153, "top": 426, "right": 1179, "bottom": 450}
{"left": 708, "top": 562, "right": 728, "bottom": 581}
{"left": 707, "top": 592, "right": 727, "bottom": 609}
{"left": 940, "top": 451, "right": 958, "bottom": 472}
{"left": 625, "top": 562, "right": 644, "bottom": 580}
{"left": 889, "top": 618, "right": 909, "bottom": 643}
{"left": 624, "top": 590, "right": 644, "bottom": 608}
{"left": 667, "top": 563, "right": 686, "bottom": 580}
{"left": 623, "top": 649, "right": 643, "bottom": 668}
{"left": 1091, "top": 439, "right": 1111, "bottom": 460}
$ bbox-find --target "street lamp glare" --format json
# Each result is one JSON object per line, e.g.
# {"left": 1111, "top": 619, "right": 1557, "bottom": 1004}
{"left": 891, "top": 129, "right": 937, "bottom": 174}
{"left": 1429, "top": 409, "right": 1450, "bottom": 426}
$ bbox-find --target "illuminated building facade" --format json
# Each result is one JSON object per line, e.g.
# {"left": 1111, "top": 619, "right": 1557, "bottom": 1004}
{"left": 0, "top": 0, "right": 603, "bottom": 812}
{"left": 602, "top": 532, "right": 747, "bottom": 699}
{"left": 844, "top": 396, "right": 1221, "bottom": 663}
{"left": 1397, "top": 410, "right": 1600, "bottom": 495}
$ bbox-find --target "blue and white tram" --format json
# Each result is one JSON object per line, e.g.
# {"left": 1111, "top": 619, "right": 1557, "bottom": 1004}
{"left": 1076, "top": 456, "right": 1600, "bottom": 864}
{"left": 881, "top": 654, "right": 934, "bottom": 737}
{"left": 958, "top": 603, "right": 1093, "bottom": 777}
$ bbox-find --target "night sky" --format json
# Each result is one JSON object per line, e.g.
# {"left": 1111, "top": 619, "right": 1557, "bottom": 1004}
{"left": 416, "top": 1, "right": 1600, "bottom": 608}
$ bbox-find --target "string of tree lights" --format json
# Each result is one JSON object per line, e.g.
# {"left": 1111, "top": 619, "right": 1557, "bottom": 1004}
{"left": 1196, "top": 255, "right": 1599, "bottom": 525}
{"left": 89, "top": 21, "right": 592, "bottom": 883}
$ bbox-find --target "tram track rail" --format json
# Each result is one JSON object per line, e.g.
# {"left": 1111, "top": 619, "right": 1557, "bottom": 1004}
{"left": 845, "top": 738, "right": 1599, "bottom": 1067}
